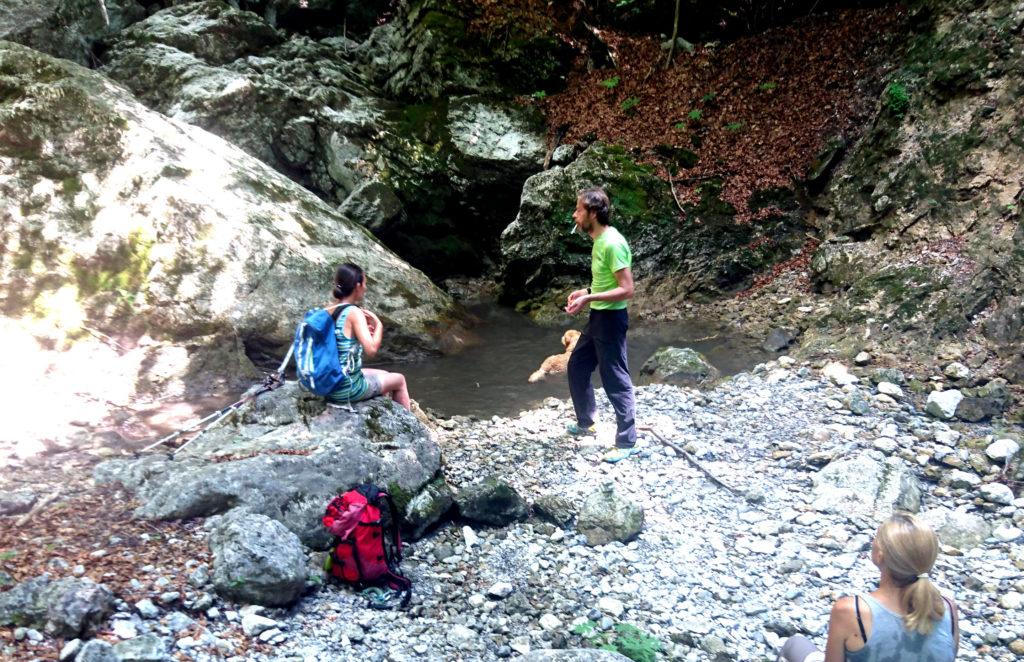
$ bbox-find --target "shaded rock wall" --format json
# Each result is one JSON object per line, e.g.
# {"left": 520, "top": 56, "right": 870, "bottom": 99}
{"left": 809, "top": 0, "right": 1024, "bottom": 372}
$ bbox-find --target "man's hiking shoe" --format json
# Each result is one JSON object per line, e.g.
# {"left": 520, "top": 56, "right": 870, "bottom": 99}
{"left": 566, "top": 423, "right": 596, "bottom": 437}
{"left": 602, "top": 446, "right": 641, "bottom": 463}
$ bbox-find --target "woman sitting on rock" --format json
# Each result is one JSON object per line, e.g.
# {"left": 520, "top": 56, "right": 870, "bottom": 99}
{"left": 326, "top": 263, "right": 411, "bottom": 411}
{"left": 779, "top": 512, "right": 959, "bottom": 662}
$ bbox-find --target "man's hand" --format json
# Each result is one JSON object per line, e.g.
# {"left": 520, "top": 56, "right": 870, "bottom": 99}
{"left": 565, "top": 291, "right": 589, "bottom": 315}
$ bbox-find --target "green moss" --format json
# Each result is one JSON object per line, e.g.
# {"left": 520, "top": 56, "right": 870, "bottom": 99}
{"left": 70, "top": 230, "right": 154, "bottom": 301}
{"left": 387, "top": 481, "right": 413, "bottom": 516}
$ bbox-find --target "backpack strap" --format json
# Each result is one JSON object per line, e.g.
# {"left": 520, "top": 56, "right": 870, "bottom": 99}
{"left": 854, "top": 595, "right": 868, "bottom": 643}
{"left": 942, "top": 596, "right": 959, "bottom": 655}
{"left": 328, "top": 303, "right": 354, "bottom": 322}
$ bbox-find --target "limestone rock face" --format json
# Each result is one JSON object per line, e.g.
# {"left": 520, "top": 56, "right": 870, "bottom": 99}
{"left": 209, "top": 511, "right": 308, "bottom": 607}
{"left": 0, "top": 0, "right": 145, "bottom": 65}
{"left": 810, "top": 0, "right": 1024, "bottom": 360}
{"left": 356, "top": 0, "right": 570, "bottom": 100}
{"left": 99, "top": 5, "right": 549, "bottom": 277}
{"left": 0, "top": 42, "right": 457, "bottom": 361}
{"left": 498, "top": 143, "right": 802, "bottom": 319}
{"left": 811, "top": 451, "right": 921, "bottom": 519}
{"left": 95, "top": 384, "right": 442, "bottom": 549}
{"left": 640, "top": 346, "right": 720, "bottom": 387}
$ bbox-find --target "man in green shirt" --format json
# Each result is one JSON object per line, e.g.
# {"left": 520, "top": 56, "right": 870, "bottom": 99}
{"left": 564, "top": 187, "right": 637, "bottom": 462}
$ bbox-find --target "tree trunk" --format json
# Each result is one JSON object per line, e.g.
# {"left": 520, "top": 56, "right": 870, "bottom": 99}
{"left": 664, "top": 0, "right": 681, "bottom": 69}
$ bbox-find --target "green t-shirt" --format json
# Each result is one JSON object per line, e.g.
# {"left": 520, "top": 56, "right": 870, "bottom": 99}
{"left": 590, "top": 226, "right": 632, "bottom": 310}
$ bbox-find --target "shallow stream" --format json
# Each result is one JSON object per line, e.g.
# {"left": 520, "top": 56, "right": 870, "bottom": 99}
{"left": 374, "top": 303, "right": 774, "bottom": 418}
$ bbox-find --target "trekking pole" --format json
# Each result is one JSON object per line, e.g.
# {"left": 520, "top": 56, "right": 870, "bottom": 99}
{"left": 139, "top": 344, "right": 296, "bottom": 456}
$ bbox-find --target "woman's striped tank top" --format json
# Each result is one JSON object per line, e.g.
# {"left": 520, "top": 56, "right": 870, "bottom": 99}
{"left": 326, "top": 306, "right": 369, "bottom": 403}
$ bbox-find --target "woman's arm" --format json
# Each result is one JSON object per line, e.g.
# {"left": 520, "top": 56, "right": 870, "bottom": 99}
{"left": 823, "top": 597, "right": 858, "bottom": 662}
{"left": 349, "top": 307, "right": 383, "bottom": 358}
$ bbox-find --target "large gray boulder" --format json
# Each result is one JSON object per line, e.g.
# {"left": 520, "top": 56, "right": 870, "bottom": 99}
{"left": 0, "top": 576, "right": 114, "bottom": 638}
{"left": 0, "top": 0, "right": 145, "bottom": 65}
{"left": 811, "top": 451, "right": 921, "bottom": 520}
{"left": 95, "top": 383, "right": 442, "bottom": 549}
{"left": 454, "top": 476, "right": 529, "bottom": 527}
{"left": 209, "top": 511, "right": 307, "bottom": 607}
{"left": 920, "top": 507, "right": 993, "bottom": 551}
{"left": 0, "top": 42, "right": 458, "bottom": 361}
{"left": 576, "top": 483, "right": 644, "bottom": 547}
{"left": 640, "top": 346, "right": 720, "bottom": 387}
{"left": 404, "top": 477, "right": 455, "bottom": 539}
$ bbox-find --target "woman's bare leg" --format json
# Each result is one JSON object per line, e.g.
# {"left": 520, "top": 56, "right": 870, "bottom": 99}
{"left": 363, "top": 368, "right": 411, "bottom": 410}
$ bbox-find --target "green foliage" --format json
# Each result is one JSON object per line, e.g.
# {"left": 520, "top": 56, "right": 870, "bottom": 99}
{"left": 885, "top": 82, "right": 910, "bottom": 117}
{"left": 687, "top": 108, "right": 702, "bottom": 121}
{"left": 673, "top": 121, "right": 687, "bottom": 131}
{"left": 725, "top": 121, "right": 745, "bottom": 131}
{"left": 573, "top": 620, "right": 662, "bottom": 662}
{"left": 700, "top": 91, "right": 717, "bottom": 102}
{"left": 621, "top": 97, "right": 640, "bottom": 113}
{"left": 758, "top": 81, "right": 778, "bottom": 91}
{"left": 531, "top": 90, "right": 547, "bottom": 99}
{"left": 0, "top": 550, "right": 17, "bottom": 561}
{"left": 601, "top": 76, "right": 621, "bottom": 89}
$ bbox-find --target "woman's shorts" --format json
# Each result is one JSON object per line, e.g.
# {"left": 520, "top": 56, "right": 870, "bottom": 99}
{"left": 359, "top": 373, "right": 383, "bottom": 400}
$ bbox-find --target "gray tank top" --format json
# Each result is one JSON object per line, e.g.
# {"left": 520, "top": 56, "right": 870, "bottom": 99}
{"left": 846, "top": 594, "right": 955, "bottom": 662}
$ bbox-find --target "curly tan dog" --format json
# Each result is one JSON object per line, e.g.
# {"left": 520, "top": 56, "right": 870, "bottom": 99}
{"left": 528, "top": 329, "right": 581, "bottom": 382}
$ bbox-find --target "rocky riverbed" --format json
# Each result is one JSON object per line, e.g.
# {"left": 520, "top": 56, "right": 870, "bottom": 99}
{"left": 2, "top": 355, "right": 1022, "bottom": 661}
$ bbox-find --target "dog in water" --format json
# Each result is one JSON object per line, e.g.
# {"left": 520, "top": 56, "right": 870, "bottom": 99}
{"left": 528, "top": 329, "right": 581, "bottom": 382}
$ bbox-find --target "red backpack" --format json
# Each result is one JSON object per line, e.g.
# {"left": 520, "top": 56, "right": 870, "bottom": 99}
{"left": 322, "top": 484, "right": 411, "bottom": 609}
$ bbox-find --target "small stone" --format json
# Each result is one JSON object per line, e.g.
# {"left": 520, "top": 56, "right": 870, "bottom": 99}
{"left": 979, "top": 483, "right": 1015, "bottom": 505}
{"left": 509, "top": 636, "right": 531, "bottom": 655}
{"left": 158, "top": 591, "right": 180, "bottom": 605}
{"left": 877, "top": 382, "right": 903, "bottom": 398}
{"left": 943, "top": 362, "right": 970, "bottom": 380}
{"left": 948, "top": 470, "right": 981, "bottom": 489}
{"left": 241, "top": 613, "right": 279, "bottom": 637}
{"left": 486, "top": 582, "right": 514, "bottom": 599}
{"left": 926, "top": 390, "right": 963, "bottom": 419}
{"left": 986, "top": 438, "right": 1020, "bottom": 462}
{"left": 135, "top": 598, "right": 160, "bottom": 619}
{"left": 873, "top": 437, "right": 897, "bottom": 454}
{"left": 854, "top": 351, "right": 871, "bottom": 366}
{"left": 598, "top": 596, "right": 624, "bottom": 618}
{"left": 1009, "top": 639, "right": 1024, "bottom": 656}
{"left": 539, "top": 613, "right": 562, "bottom": 631}
{"left": 59, "top": 639, "right": 82, "bottom": 661}
{"left": 1000, "top": 592, "right": 1022, "bottom": 610}
{"left": 994, "top": 525, "right": 1022, "bottom": 542}
{"left": 111, "top": 618, "right": 138, "bottom": 639}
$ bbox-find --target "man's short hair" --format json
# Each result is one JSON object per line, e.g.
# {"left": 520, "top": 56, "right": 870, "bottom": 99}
{"left": 578, "top": 187, "right": 611, "bottom": 225}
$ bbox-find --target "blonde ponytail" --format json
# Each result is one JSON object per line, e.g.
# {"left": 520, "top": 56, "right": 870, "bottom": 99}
{"left": 876, "top": 513, "right": 946, "bottom": 635}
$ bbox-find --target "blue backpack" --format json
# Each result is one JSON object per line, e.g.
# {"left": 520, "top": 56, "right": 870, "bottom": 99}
{"left": 293, "top": 304, "right": 352, "bottom": 396}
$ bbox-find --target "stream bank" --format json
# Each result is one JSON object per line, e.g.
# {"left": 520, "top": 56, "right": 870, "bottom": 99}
{"left": 2, "top": 357, "right": 1022, "bottom": 661}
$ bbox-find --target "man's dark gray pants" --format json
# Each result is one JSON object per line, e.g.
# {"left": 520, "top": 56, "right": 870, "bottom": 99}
{"left": 567, "top": 308, "right": 636, "bottom": 448}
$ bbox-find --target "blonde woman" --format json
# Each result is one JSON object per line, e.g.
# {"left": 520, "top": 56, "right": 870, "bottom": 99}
{"left": 779, "top": 512, "right": 960, "bottom": 662}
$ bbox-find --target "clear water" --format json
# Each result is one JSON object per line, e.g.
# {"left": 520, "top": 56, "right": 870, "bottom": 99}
{"left": 372, "top": 304, "right": 773, "bottom": 418}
